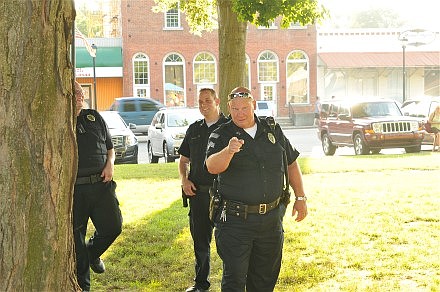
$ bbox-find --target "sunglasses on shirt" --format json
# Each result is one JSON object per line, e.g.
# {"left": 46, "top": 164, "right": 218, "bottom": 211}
{"left": 228, "top": 92, "right": 253, "bottom": 100}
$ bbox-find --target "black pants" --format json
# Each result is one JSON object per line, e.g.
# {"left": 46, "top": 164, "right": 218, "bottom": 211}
{"left": 214, "top": 207, "right": 284, "bottom": 292}
{"left": 188, "top": 190, "right": 214, "bottom": 290}
{"left": 73, "top": 180, "right": 123, "bottom": 291}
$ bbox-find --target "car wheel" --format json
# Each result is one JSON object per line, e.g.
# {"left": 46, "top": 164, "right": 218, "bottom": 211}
{"left": 148, "top": 142, "right": 159, "bottom": 163}
{"left": 405, "top": 145, "right": 421, "bottom": 153}
{"left": 321, "top": 133, "right": 336, "bottom": 156}
{"left": 130, "top": 147, "right": 139, "bottom": 164}
{"left": 163, "top": 142, "right": 175, "bottom": 163}
{"left": 354, "top": 134, "right": 370, "bottom": 155}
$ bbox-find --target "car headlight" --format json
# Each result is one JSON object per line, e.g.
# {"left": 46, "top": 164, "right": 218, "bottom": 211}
{"left": 171, "top": 133, "right": 186, "bottom": 140}
{"left": 371, "top": 123, "right": 381, "bottom": 133}
{"left": 124, "top": 135, "right": 137, "bottom": 146}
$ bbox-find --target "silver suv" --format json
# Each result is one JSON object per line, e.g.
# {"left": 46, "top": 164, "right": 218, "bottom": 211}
{"left": 147, "top": 108, "right": 203, "bottom": 163}
{"left": 318, "top": 98, "right": 424, "bottom": 155}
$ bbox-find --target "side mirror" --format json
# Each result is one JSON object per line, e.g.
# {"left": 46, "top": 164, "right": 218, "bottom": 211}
{"left": 128, "top": 123, "right": 136, "bottom": 129}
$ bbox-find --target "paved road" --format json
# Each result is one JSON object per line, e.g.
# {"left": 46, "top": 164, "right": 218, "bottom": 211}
{"left": 135, "top": 127, "right": 432, "bottom": 164}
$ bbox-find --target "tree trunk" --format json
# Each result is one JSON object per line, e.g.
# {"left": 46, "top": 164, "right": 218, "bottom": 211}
{"left": 217, "top": 0, "right": 248, "bottom": 114}
{"left": 0, "top": 1, "right": 79, "bottom": 290}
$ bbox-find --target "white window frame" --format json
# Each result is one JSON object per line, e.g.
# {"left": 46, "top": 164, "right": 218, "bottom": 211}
{"left": 257, "top": 50, "right": 279, "bottom": 83}
{"left": 132, "top": 53, "right": 150, "bottom": 97}
{"left": 286, "top": 50, "right": 310, "bottom": 105}
{"left": 193, "top": 52, "right": 217, "bottom": 85}
{"left": 164, "top": 2, "right": 182, "bottom": 30}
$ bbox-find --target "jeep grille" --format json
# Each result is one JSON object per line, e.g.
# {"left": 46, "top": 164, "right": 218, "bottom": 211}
{"left": 373, "top": 121, "right": 418, "bottom": 133}
{"left": 111, "top": 135, "right": 124, "bottom": 147}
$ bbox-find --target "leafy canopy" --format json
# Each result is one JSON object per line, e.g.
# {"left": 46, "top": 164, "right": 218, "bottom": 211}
{"left": 153, "top": 0, "right": 328, "bottom": 35}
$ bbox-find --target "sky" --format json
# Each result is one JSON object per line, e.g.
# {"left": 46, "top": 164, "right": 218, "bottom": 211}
{"left": 318, "top": 0, "right": 438, "bottom": 31}
{"left": 75, "top": 0, "right": 438, "bottom": 31}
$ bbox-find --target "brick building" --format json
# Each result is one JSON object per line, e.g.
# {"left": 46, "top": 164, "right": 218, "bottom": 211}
{"left": 120, "top": 0, "right": 318, "bottom": 120}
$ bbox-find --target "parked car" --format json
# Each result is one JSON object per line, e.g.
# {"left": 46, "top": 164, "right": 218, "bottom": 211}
{"left": 255, "top": 100, "right": 274, "bottom": 118}
{"left": 109, "top": 97, "right": 165, "bottom": 135}
{"left": 317, "top": 97, "right": 424, "bottom": 155}
{"left": 401, "top": 96, "right": 440, "bottom": 145}
{"left": 147, "top": 107, "right": 203, "bottom": 163}
{"left": 100, "top": 111, "right": 139, "bottom": 164}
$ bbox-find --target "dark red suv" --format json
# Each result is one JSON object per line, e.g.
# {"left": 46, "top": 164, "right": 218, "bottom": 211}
{"left": 317, "top": 98, "right": 424, "bottom": 155}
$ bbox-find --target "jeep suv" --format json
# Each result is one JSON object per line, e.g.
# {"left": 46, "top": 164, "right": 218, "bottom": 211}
{"left": 318, "top": 98, "right": 424, "bottom": 155}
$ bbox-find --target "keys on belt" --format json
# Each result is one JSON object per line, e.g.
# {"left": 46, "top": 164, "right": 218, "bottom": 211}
{"left": 75, "top": 174, "right": 103, "bottom": 185}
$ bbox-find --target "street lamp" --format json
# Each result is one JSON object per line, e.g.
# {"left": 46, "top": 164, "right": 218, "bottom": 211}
{"left": 400, "top": 37, "right": 408, "bottom": 103}
{"left": 91, "top": 44, "right": 98, "bottom": 110}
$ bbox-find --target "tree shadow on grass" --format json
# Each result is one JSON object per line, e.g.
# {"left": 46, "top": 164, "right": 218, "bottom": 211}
{"left": 91, "top": 199, "right": 223, "bottom": 291}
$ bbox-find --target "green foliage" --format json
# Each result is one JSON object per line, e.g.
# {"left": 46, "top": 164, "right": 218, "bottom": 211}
{"left": 153, "top": 0, "right": 328, "bottom": 34}
{"left": 232, "top": 0, "right": 328, "bottom": 28}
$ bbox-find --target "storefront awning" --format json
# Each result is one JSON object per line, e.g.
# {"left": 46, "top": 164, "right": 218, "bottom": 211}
{"left": 319, "top": 51, "right": 440, "bottom": 68}
{"left": 75, "top": 47, "right": 122, "bottom": 68}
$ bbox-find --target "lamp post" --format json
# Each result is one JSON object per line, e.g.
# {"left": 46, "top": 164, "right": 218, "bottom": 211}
{"left": 400, "top": 37, "right": 408, "bottom": 103}
{"left": 91, "top": 44, "right": 97, "bottom": 110}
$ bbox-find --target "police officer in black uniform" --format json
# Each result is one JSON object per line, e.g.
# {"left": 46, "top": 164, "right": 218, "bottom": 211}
{"left": 205, "top": 87, "right": 308, "bottom": 291}
{"left": 73, "top": 81, "right": 123, "bottom": 291}
{"left": 178, "top": 88, "right": 228, "bottom": 292}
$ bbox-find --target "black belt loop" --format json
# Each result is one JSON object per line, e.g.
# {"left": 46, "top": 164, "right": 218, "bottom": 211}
{"left": 75, "top": 174, "right": 103, "bottom": 185}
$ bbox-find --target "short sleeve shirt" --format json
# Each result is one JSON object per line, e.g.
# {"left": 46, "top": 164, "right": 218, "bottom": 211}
{"left": 76, "top": 109, "right": 113, "bottom": 176}
{"left": 206, "top": 117, "right": 299, "bottom": 205}
{"left": 178, "top": 113, "right": 228, "bottom": 186}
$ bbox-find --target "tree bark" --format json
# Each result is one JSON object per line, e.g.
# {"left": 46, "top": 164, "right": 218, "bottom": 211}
{"left": 217, "top": 0, "right": 248, "bottom": 114}
{"left": 0, "top": 0, "right": 79, "bottom": 290}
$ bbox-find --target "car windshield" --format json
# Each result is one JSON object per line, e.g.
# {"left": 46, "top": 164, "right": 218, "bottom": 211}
{"left": 352, "top": 102, "right": 402, "bottom": 118}
{"left": 101, "top": 113, "right": 127, "bottom": 129}
{"left": 167, "top": 111, "right": 201, "bottom": 127}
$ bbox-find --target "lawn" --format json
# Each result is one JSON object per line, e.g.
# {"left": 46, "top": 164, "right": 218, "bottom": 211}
{"left": 91, "top": 152, "right": 440, "bottom": 291}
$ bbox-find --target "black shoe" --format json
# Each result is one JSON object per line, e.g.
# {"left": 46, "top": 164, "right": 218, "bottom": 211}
{"left": 185, "top": 285, "right": 208, "bottom": 292}
{"left": 90, "top": 257, "right": 105, "bottom": 274}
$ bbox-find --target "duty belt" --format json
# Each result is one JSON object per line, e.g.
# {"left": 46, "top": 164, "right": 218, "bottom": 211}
{"left": 223, "top": 197, "right": 281, "bottom": 217}
{"left": 75, "top": 174, "right": 103, "bottom": 185}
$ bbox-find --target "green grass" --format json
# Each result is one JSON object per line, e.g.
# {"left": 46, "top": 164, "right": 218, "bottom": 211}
{"left": 90, "top": 152, "right": 440, "bottom": 291}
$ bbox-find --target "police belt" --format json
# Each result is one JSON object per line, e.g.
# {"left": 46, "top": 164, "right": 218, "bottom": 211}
{"left": 223, "top": 197, "right": 281, "bottom": 215}
{"left": 75, "top": 174, "right": 103, "bottom": 185}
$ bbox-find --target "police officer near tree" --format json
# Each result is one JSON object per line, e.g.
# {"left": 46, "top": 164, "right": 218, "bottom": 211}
{"left": 73, "top": 81, "right": 123, "bottom": 292}
{"left": 205, "top": 86, "right": 308, "bottom": 291}
{"left": 178, "top": 88, "right": 228, "bottom": 292}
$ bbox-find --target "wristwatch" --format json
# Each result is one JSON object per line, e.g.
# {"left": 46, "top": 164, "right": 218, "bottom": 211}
{"left": 295, "top": 196, "right": 307, "bottom": 201}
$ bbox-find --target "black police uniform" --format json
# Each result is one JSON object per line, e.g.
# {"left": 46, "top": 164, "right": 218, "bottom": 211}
{"left": 74, "top": 109, "right": 123, "bottom": 291}
{"left": 178, "top": 113, "right": 228, "bottom": 290}
{"left": 206, "top": 116, "right": 299, "bottom": 292}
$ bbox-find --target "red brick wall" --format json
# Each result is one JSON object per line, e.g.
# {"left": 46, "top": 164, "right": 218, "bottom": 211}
{"left": 121, "top": 0, "right": 317, "bottom": 116}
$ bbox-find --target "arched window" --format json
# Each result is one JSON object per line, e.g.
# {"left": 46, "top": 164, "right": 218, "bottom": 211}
{"left": 258, "top": 51, "right": 279, "bottom": 83}
{"left": 193, "top": 52, "right": 216, "bottom": 85}
{"left": 286, "top": 50, "right": 309, "bottom": 104}
{"left": 133, "top": 53, "right": 150, "bottom": 97}
{"left": 164, "top": 53, "right": 185, "bottom": 107}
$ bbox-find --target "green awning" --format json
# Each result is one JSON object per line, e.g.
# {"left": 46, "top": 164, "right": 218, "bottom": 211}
{"left": 75, "top": 47, "right": 122, "bottom": 68}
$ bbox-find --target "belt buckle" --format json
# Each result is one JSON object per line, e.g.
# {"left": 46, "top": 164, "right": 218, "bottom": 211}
{"left": 259, "top": 203, "right": 267, "bottom": 214}
{"left": 90, "top": 175, "right": 100, "bottom": 184}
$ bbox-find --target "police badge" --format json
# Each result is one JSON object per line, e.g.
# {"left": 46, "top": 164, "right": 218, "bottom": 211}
{"left": 267, "top": 132, "right": 276, "bottom": 144}
{"left": 87, "top": 114, "right": 96, "bottom": 122}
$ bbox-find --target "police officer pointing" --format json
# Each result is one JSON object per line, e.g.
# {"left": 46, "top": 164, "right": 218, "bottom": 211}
{"left": 205, "top": 87, "right": 308, "bottom": 291}
{"left": 73, "top": 81, "right": 123, "bottom": 291}
{"left": 178, "top": 88, "right": 228, "bottom": 292}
